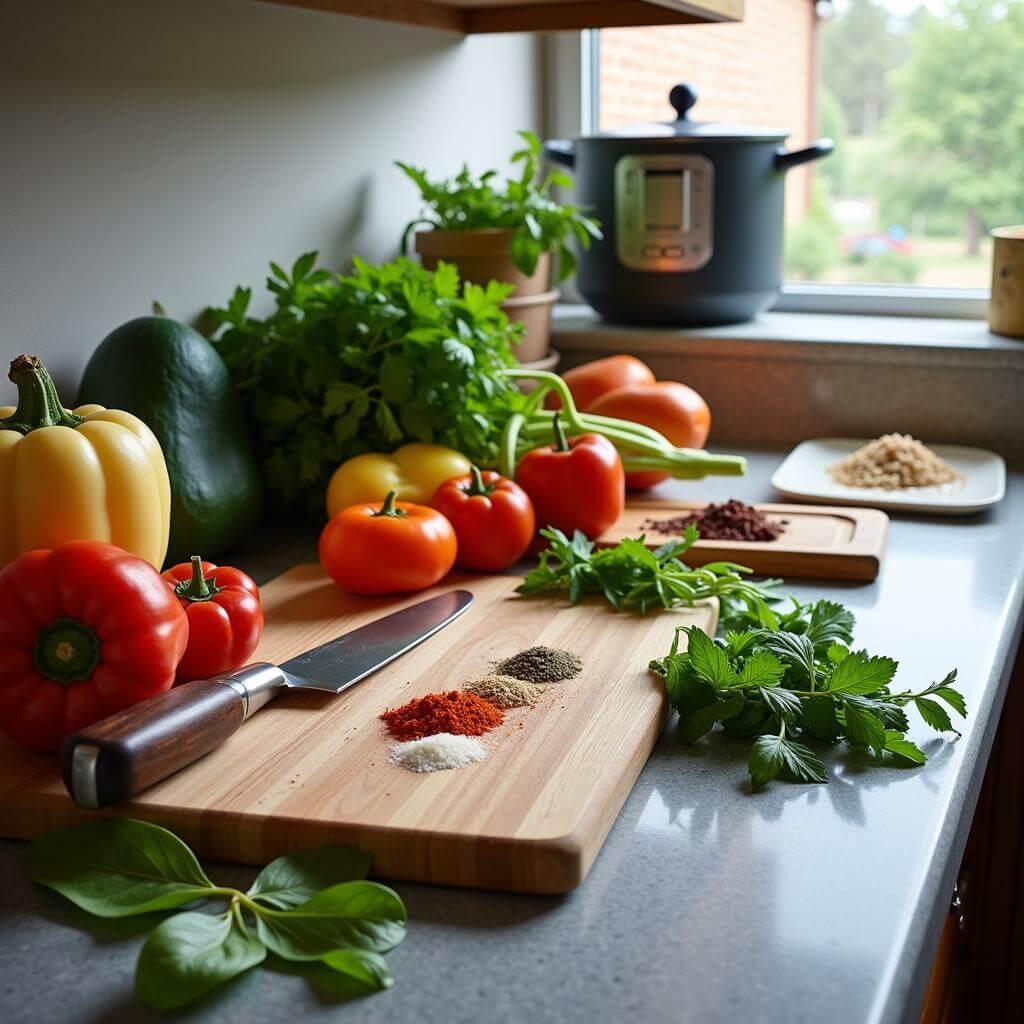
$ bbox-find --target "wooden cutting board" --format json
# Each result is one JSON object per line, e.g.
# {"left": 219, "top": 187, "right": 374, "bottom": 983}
{"left": 602, "top": 499, "right": 889, "bottom": 581}
{"left": 0, "top": 565, "right": 716, "bottom": 894}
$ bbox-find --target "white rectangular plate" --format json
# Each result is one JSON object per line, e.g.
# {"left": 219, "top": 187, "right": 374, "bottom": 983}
{"left": 771, "top": 439, "right": 1006, "bottom": 515}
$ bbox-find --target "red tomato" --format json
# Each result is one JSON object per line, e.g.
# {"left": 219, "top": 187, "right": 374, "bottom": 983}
{"left": 0, "top": 541, "right": 188, "bottom": 751}
{"left": 588, "top": 381, "right": 712, "bottom": 490}
{"left": 515, "top": 417, "right": 624, "bottom": 539}
{"left": 319, "top": 491, "right": 457, "bottom": 595}
{"left": 431, "top": 467, "right": 535, "bottom": 571}
{"left": 162, "top": 556, "right": 264, "bottom": 684}
{"left": 546, "top": 354, "right": 655, "bottom": 411}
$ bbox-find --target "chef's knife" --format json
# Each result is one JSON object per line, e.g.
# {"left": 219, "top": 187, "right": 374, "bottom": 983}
{"left": 60, "top": 589, "right": 473, "bottom": 810}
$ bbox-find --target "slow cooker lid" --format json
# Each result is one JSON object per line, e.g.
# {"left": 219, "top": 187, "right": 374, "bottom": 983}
{"left": 600, "top": 83, "right": 789, "bottom": 143}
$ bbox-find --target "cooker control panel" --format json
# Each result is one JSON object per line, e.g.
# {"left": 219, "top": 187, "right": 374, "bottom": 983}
{"left": 614, "top": 154, "right": 714, "bottom": 272}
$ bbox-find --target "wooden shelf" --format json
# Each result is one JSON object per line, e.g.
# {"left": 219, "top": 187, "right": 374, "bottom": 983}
{"left": 255, "top": 0, "right": 744, "bottom": 34}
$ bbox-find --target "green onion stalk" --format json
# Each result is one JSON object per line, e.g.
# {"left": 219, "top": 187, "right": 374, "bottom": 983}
{"left": 497, "top": 369, "right": 746, "bottom": 481}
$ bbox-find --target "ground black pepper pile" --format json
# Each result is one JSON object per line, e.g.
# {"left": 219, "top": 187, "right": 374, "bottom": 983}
{"left": 495, "top": 646, "right": 582, "bottom": 684}
{"left": 643, "top": 500, "right": 787, "bottom": 542}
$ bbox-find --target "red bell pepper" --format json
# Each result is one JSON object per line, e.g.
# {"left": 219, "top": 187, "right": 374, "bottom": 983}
{"left": 0, "top": 541, "right": 189, "bottom": 751}
{"left": 162, "top": 556, "right": 264, "bottom": 684}
{"left": 431, "top": 466, "right": 536, "bottom": 571}
{"left": 514, "top": 414, "right": 625, "bottom": 539}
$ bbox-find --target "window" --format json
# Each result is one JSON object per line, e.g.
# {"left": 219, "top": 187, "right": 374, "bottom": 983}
{"left": 590, "top": 0, "right": 1023, "bottom": 316}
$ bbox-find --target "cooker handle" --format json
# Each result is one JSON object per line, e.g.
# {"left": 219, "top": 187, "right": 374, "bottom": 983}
{"left": 543, "top": 139, "right": 576, "bottom": 170}
{"left": 775, "top": 138, "right": 834, "bottom": 172}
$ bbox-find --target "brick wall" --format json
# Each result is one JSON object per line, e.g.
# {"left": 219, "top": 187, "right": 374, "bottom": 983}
{"left": 599, "top": 1, "right": 819, "bottom": 218}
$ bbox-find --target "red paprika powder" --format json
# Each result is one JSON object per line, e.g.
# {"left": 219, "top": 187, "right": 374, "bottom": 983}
{"left": 381, "top": 691, "right": 504, "bottom": 741}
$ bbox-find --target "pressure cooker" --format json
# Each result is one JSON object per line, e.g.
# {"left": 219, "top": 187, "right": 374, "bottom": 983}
{"left": 544, "top": 83, "right": 833, "bottom": 326}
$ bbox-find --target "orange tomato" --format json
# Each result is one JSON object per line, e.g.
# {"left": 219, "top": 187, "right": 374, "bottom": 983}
{"left": 318, "top": 491, "right": 457, "bottom": 595}
{"left": 547, "top": 354, "right": 655, "bottom": 411}
{"left": 588, "top": 381, "right": 712, "bottom": 491}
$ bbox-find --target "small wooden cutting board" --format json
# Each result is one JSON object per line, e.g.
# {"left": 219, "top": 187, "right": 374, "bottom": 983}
{"left": 0, "top": 566, "right": 717, "bottom": 894}
{"left": 601, "top": 499, "right": 889, "bottom": 582}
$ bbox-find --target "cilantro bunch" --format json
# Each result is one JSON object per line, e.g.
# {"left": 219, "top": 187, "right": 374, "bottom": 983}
{"left": 25, "top": 819, "right": 405, "bottom": 1009}
{"left": 650, "top": 599, "right": 966, "bottom": 789}
{"left": 206, "top": 253, "right": 526, "bottom": 516}
{"left": 397, "top": 131, "right": 602, "bottom": 282}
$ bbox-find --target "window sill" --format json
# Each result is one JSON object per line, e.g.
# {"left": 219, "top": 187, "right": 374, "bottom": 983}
{"left": 551, "top": 305, "right": 1020, "bottom": 358}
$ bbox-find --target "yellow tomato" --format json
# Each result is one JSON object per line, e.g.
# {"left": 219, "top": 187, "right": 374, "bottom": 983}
{"left": 326, "top": 443, "right": 471, "bottom": 518}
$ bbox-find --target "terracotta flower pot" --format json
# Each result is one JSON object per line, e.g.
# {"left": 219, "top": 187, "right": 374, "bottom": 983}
{"left": 415, "top": 229, "right": 555, "bottom": 361}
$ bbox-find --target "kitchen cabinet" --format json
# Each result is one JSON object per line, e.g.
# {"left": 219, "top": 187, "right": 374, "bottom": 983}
{"left": 254, "top": 0, "right": 744, "bottom": 33}
{"left": 919, "top": 635, "right": 1024, "bottom": 1023}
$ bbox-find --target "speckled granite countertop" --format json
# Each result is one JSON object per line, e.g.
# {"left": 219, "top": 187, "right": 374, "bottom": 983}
{"left": 3, "top": 451, "right": 1022, "bottom": 1024}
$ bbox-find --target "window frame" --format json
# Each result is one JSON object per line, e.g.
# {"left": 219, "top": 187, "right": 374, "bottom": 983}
{"left": 558, "top": 28, "right": 989, "bottom": 321}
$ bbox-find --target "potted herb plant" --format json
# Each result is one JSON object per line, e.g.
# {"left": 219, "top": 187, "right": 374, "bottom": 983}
{"left": 398, "top": 132, "right": 602, "bottom": 363}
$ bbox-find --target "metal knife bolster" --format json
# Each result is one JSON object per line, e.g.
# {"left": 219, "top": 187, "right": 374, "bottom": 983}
{"left": 218, "top": 663, "right": 290, "bottom": 719}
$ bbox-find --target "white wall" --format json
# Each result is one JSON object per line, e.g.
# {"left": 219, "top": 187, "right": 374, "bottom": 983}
{"left": 0, "top": 0, "right": 541, "bottom": 388}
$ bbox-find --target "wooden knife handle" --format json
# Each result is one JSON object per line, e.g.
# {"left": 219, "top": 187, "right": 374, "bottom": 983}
{"left": 57, "top": 659, "right": 297, "bottom": 811}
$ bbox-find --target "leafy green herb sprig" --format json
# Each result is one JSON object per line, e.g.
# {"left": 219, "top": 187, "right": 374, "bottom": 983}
{"left": 206, "top": 254, "right": 526, "bottom": 515}
{"left": 397, "top": 131, "right": 603, "bottom": 282}
{"left": 517, "top": 526, "right": 775, "bottom": 619}
{"left": 650, "top": 598, "right": 966, "bottom": 789}
{"left": 24, "top": 819, "right": 406, "bottom": 1010}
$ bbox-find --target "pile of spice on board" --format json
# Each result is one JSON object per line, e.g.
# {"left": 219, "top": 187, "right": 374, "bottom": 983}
{"left": 828, "top": 434, "right": 961, "bottom": 490}
{"left": 389, "top": 734, "right": 487, "bottom": 773}
{"left": 495, "top": 646, "right": 582, "bottom": 683}
{"left": 381, "top": 645, "right": 583, "bottom": 773}
{"left": 464, "top": 674, "right": 543, "bottom": 709}
{"left": 643, "top": 500, "right": 786, "bottom": 542}
{"left": 381, "top": 691, "right": 503, "bottom": 742}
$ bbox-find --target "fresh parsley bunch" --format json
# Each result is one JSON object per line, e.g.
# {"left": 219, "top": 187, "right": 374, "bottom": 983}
{"left": 206, "top": 253, "right": 526, "bottom": 516}
{"left": 397, "top": 131, "right": 603, "bottom": 282}
{"left": 518, "top": 526, "right": 775, "bottom": 616}
{"left": 650, "top": 599, "right": 966, "bottom": 789}
{"left": 24, "top": 819, "right": 406, "bottom": 1009}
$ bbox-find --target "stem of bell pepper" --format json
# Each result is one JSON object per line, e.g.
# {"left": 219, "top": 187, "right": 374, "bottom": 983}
{"left": 465, "top": 465, "right": 496, "bottom": 496}
{"left": 174, "top": 555, "right": 220, "bottom": 602}
{"left": 33, "top": 617, "right": 102, "bottom": 684}
{"left": 0, "top": 355, "right": 84, "bottom": 435}
{"left": 551, "top": 411, "right": 571, "bottom": 452}
{"left": 499, "top": 368, "right": 746, "bottom": 480}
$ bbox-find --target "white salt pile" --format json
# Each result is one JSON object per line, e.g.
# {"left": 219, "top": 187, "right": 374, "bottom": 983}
{"left": 389, "top": 733, "right": 487, "bottom": 773}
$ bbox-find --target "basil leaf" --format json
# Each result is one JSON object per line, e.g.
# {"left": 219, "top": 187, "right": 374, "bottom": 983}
{"left": 24, "top": 819, "right": 213, "bottom": 917}
{"left": 676, "top": 690, "right": 743, "bottom": 744}
{"left": 758, "top": 631, "right": 817, "bottom": 688}
{"left": 135, "top": 910, "right": 266, "bottom": 1010}
{"left": 737, "top": 651, "right": 785, "bottom": 688}
{"left": 758, "top": 686, "right": 802, "bottom": 722}
{"left": 255, "top": 882, "right": 407, "bottom": 959}
{"left": 320, "top": 949, "right": 394, "bottom": 992}
{"left": 748, "top": 735, "right": 786, "bottom": 790}
{"left": 248, "top": 847, "right": 373, "bottom": 910}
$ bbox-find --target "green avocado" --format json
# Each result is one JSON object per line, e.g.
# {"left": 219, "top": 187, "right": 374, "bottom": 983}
{"left": 78, "top": 315, "right": 263, "bottom": 565}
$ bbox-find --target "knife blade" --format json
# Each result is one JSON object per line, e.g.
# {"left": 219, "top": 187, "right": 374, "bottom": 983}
{"left": 60, "top": 589, "right": 474, "bottom": 810}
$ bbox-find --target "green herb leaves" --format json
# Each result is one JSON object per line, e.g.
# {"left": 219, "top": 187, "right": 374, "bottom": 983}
{"left": 24, "top": 820, "right": 405, "bottom": 1010}
{"left": 23, "top": 818, "right": 213, "bottom": 917}
{"left": 517, "top": 527, "right": 774, "bottom": 618}
{"left": 397, "top": 131, "right": 602, "bottom": 283}
{"left": 650, "top": 601, "right": 967, "bottom": 790}
{"left": 206, "top": 254, "right": 525, "bottom": 516}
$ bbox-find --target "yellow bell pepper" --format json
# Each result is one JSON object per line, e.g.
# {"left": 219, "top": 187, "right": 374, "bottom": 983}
{"left": 0, "top": 354, "right": 171, "bottom": 569}
{"left": 326, "top": 443, "right": 471, "bottom": 518}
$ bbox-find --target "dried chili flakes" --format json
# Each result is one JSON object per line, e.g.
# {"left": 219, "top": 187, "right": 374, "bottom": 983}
{"left": 380, "top": 690, "right": 504, "bottom": 741}
{"left": 643, "top": 499, "right": 787, "bottom": 542}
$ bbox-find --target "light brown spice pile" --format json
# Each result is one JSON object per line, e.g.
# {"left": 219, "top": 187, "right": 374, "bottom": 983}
{"left": 464, "top": 674, "right": 544, "bottom": 709}
{"left": 828, "top": 434, "right": 961, "bottom": 490}
{"left": 495, "top": 646, "right": 582, "bottom": 684}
